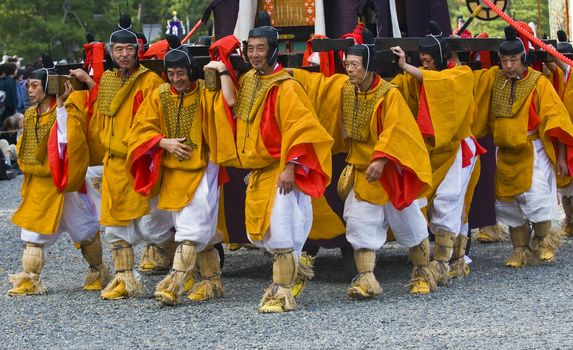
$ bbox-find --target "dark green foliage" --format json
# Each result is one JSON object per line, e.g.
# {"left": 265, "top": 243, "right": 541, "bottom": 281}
{"left": 0, "top": 0, "right": 210, "bottom": 63}
{"left": 447, "top": 0, "right": 549, "bottom": 38}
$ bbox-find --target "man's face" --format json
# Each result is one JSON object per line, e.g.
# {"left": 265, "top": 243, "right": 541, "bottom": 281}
{"left": 457, "top": 19, "right": 465, "bottom": 29}
{"left": 26, "top": 79, "right": 45, "bottom": 105}
{"left": 500, "top": 54, "right": 525, "bottom": 79}
{"left": 419, "top": 53, "right": 436, "bottom": 70}
{"left": 247, "top": 37, "right": 270, "bottom": 71}
{"left": 167, "top": 67, "right": 191, "bottom": 93}
{"left": 345, "top": 55, "right": 367, "bottom": 85}
{"left": 111, "top": 43, "right": 137, "bottom": 70}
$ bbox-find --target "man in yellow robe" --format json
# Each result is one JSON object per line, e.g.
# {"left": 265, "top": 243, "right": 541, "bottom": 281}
{"left": 73, "top": 14, "right": 174, "bottom": 299}
{"left": 125, "top": 35, "right": 225, "bottom": 305}
{"left": 207, "top": 26, "right": 333, "bottom": 313}
{"left": 473, "top": 26, "right": 573, "bottom": 267}
{"left": 8, "top": 55, "right": 109, "bottom": 296}
{"left": 389, "top": 21, "right": 484, "bottom": 284}
{"left": 74, "top": 33, "right": 109, "bottom": 220}
{"left": 546, "top": 35, "right": 573, "bottom": 237}
{"left": 293, "top": 37, "right": 434, "bottom": 297}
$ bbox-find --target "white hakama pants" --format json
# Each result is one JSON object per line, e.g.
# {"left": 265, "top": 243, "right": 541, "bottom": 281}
{"left": 496, "top": 139, "right": 558, "bottom": 227}
{"left": 344, "top": 188, "right": 428, "bottom": 250}
{"left": 170, "top": 162, "right": 221, "bottom": 251}
{"left": 429, "top": 137, "right": 479, "bottom": 238}
{"left": 21, "top": 191, "right": 99, "bottom": 246}
{"left": 249, "top": 188, "right": 313, "bottom": 259}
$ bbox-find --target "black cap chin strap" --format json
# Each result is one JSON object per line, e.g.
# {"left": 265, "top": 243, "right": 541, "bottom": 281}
{"left": 426, "top": 34, "right": 443, "bottom": 65}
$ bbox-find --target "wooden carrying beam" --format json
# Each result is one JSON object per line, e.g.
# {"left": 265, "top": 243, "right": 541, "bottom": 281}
{"left": 311, "top": 37, "right": 557, "bottom": 53}
{"left": 54, "top": 54, "right": 251, "bottom": 79}
{"left": 46, "top": 75, "right": 89, "bottom": 95}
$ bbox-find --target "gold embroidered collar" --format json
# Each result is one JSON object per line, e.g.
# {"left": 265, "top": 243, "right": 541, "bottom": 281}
{"left": 491, "top": 68, "right": 541, "bottom": 118}
{"left": 233, "top": 69, "right": 292, "bottom": 122}
{"left": 97, "top": 65, "right": 149, "bottom": 117}
{"left": 342, "top": 77, "right": 392, "bottom": 142}
{"left": 158, "top": 82, "right": 203, "bottom": 150}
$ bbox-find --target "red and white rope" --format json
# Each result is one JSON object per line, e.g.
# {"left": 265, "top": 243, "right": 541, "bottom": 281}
{"left": 480, "top": 0, "right": 573, "bottom": 66}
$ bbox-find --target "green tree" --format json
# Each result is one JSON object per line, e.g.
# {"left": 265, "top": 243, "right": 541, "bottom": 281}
{"left": 0, "top": 0, "right": 212, "bottom": 63}
{"left": 1, "top": 0, "right": 551, "bottom": 63}
{"left": 447, "top": 0, "right": 549, "bottom": 38}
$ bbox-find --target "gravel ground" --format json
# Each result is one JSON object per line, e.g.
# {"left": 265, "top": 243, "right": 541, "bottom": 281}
{"left": 0, "top": 175, "right": 572, "bottom": 349}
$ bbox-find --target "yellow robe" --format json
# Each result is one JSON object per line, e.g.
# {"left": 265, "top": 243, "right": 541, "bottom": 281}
{"left": 12, "top": 100, "right": 89, "bottom": 234}
{"left": 294, "top": 69, "right": 432, "bottom": 207}
{"left": 560, "top": 68, "right": 573, "bottom": 116}
{"left": 205, "top": 68, "right": 334, "bottom": 241}
{"left": 473, "top": 66, "right": 573, "bottom": 199}
{"left": 391, "top": 66, "right": 476, "bottom": 215}
{"left": 125, "top": 81, "right": 210, "bottom": 211}
{"left": 92, "top": 66, "right": 164, "bottom": 226}
{"left": 546, "top": 67, "right": 566, "bottom": 99}
{"left": 66, "top": 90, "right": 106, "bottom": 166}
{"left": 555, "top": 66, "right": 573, "bottom": 188}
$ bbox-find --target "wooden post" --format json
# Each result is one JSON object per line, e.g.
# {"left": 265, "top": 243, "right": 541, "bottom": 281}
{"left": 566, "top": 0, "right": 570, "bottom": 38}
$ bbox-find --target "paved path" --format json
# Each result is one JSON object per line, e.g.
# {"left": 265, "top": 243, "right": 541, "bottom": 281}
{"left": 0, "top": 176, "right": 572, "bottom": 349}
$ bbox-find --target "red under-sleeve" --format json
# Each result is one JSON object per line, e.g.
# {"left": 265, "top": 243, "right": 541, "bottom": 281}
{"left": 218, "top": 166, "right": 230, "bottom": 186}
{"left": 287, "top": 143, "right": 328, "bottom": 198}
{"left": 417, "top": 84, "right": 435, "bottom": 138}
{"left": 87, "top": 83, "right": 100, "bottom": 115}
{"left": 48, "top": 125, "right": 69, "bottom": 192}
{"left": 223, "top": 97, "right": 237, "bottom": 137}
{"left": 552, "top": 72, "right": 561, "bottom": 96}
{"left": 531, "top": 91, "right": 573, "bottom": 176}
{"left": 130, "top": 135, "right": 164, "bottom": 196}
{"left": 260, "top": 86, "right": 282, "bottom": 159}
{"left": 528, "top": 92, "right": 541, "bottom": 132}
{"left": 372, "top": 151, "right": 425, "bottom": 210}
{"left": 461, "top": 137, "right": 487, "bottom": 168}
{"left": 548, "top": 127, "right": 573, "bottom": 177}
{"left": 132, "top": 91, "right": 144, "bottom": 123}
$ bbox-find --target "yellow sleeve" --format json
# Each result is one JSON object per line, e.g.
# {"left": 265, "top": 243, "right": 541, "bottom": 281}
{"left": 390, "top": 72, "right": 420, "bottom": 115}
{"left": 61, "top": 100, "right": 89, "bottom": 192}
{"left": 125, "top": 89, "right": 164, "bottom": 158}
{"left": 538, "top": 76, "right": 573, "bottom": 151}
{"left": 542, "top": 71, "right": 573, "bottom": 188}
{"left": 201, "top": 88, "right": 241, "bottom": 167}
{"left": 376, "top": 88, "right": 432, "bottom": 194}
{"left": 471, "top": 68, "right": 496, "bottom": 138}
{"left": 276, "top": 79, "right": 334, "bottom": 194}
{"left": 561, "top": 68, "right": 573, "bottom": 117}
{"left": 67, "top": 90, "right": 105, "bottom": 166}
{"left": 292, "top": 69, "right": 347, "bottom": 153}
{"left": 421, "top": 66, "right": 474, "bottom": 148}
{"left": 547, "top": 66, "right": 565, "bottom": 98}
